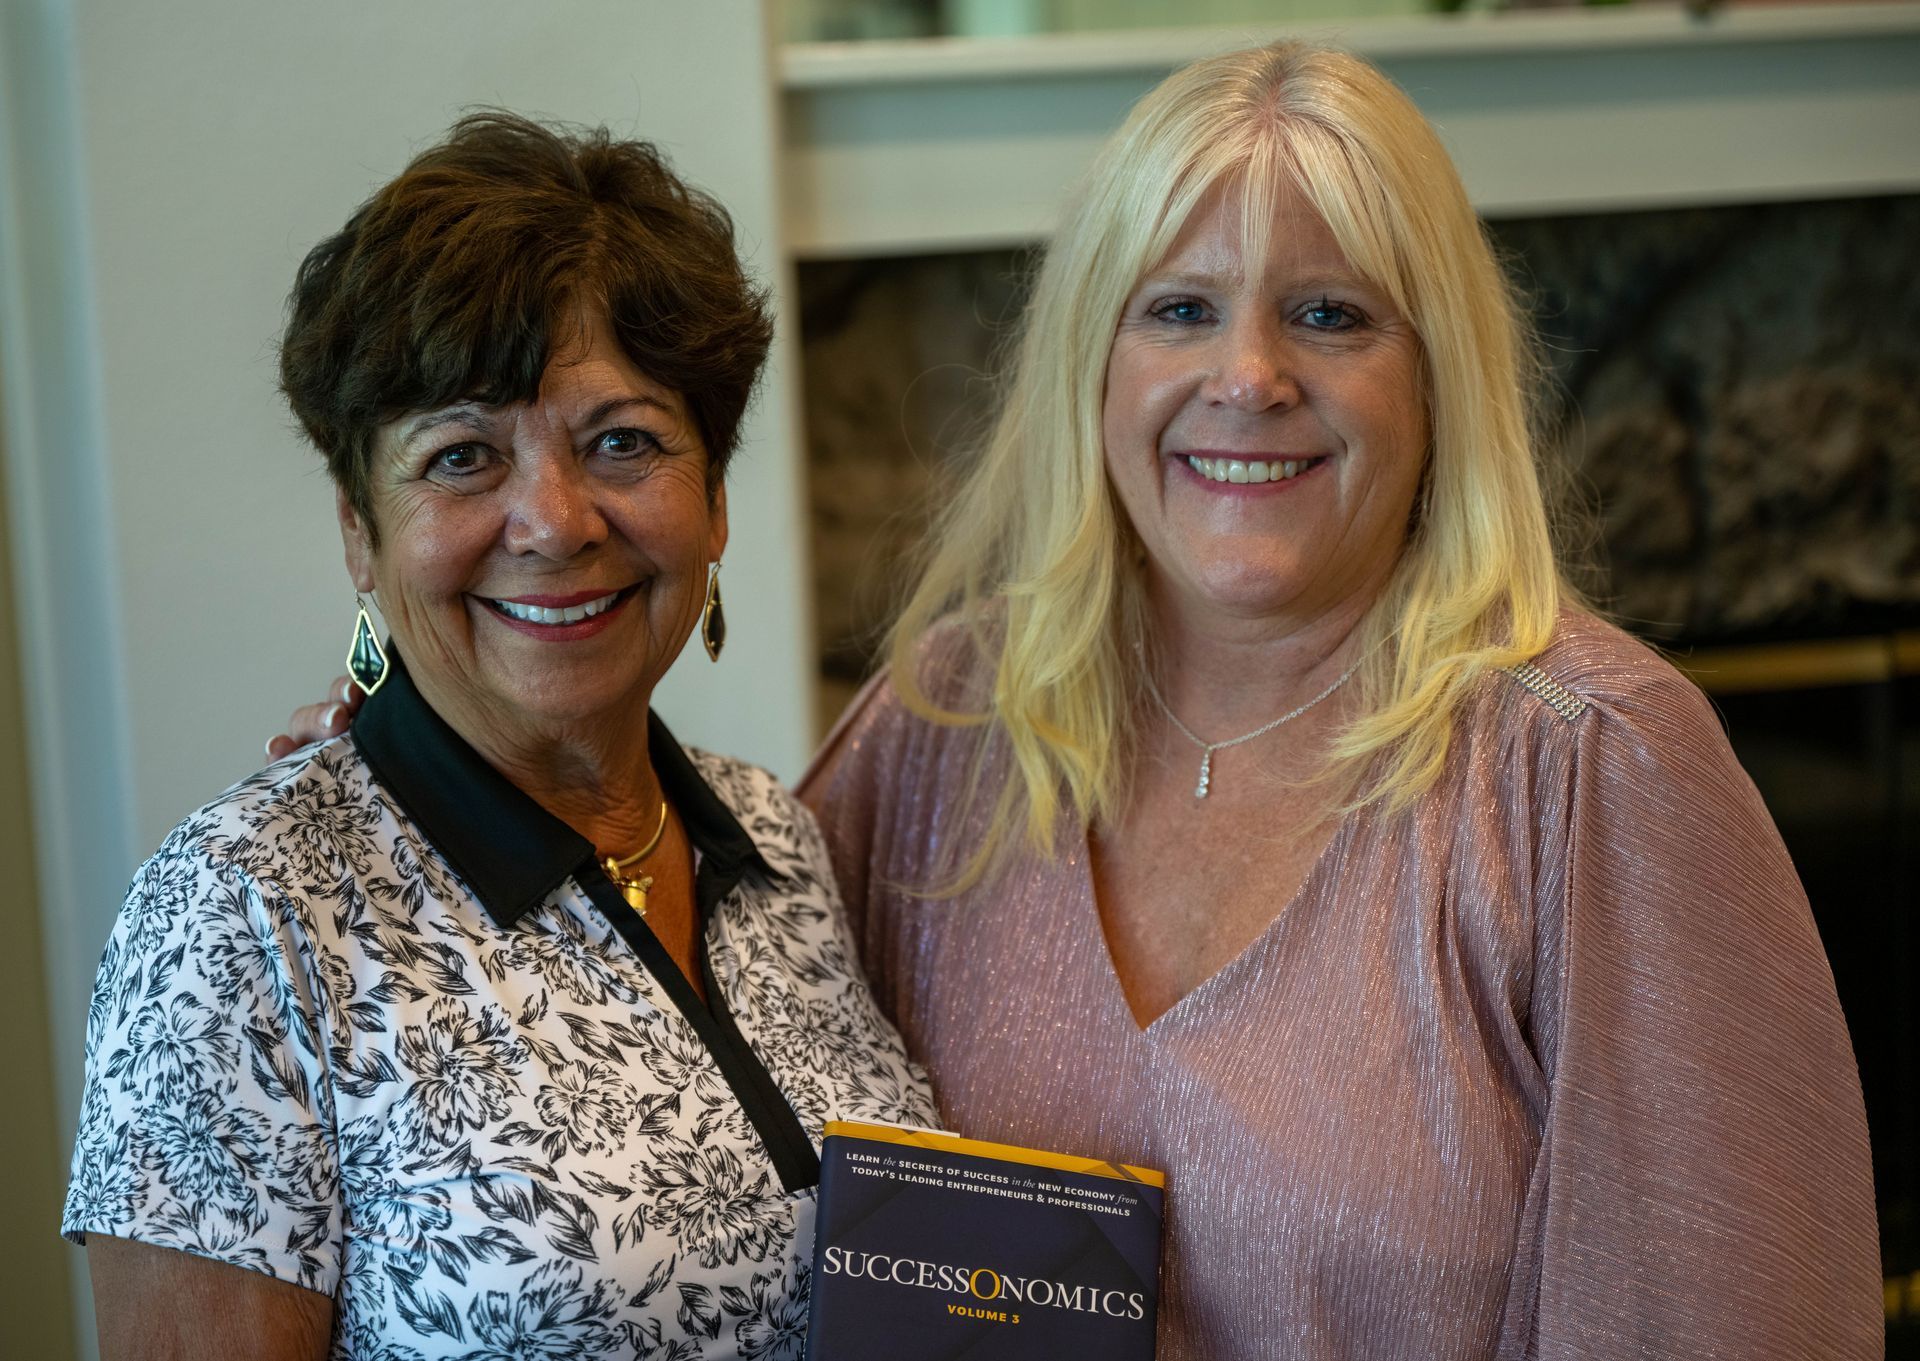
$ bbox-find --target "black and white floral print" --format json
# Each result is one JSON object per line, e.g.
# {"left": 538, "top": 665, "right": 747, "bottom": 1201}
{"left": 65, "top": 735, "right": 938, "bottom": 1360}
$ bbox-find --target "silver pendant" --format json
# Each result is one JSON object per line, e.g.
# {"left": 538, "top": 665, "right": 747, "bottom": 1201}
{"left": 1195, "top": 748, "right": 1213, "bottom": 799}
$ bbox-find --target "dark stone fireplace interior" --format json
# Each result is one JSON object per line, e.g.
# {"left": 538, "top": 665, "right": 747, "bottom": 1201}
{"left": 796, "top": 193, "right": 1920, "bottom": 1343}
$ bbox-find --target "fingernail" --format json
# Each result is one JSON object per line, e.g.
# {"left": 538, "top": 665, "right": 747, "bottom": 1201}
{"left": 323, "top": 704, "right": 345, "bottom": 729}
{"left": 264, "top": 738, "right": 280, "bottom": 759}
{"left": 339, "top": 680, "right": 356, "bottom": 704}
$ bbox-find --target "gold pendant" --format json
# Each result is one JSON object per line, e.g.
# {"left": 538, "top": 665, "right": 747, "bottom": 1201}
{"left": 603, "top": 857, "right": 653, "bottom": 917}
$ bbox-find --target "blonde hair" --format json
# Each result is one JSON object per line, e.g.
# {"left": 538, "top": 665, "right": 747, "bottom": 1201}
{"left": 889, "top": 41, "right": 1565, "bottom": 883}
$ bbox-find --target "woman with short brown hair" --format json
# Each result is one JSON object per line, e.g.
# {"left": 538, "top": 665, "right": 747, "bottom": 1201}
{"left": 65, "top": 112, "right": 935, "bottom": 1360}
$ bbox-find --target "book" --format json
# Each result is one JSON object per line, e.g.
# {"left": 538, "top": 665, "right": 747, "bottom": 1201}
{"left": 806, "top": 1120, "right": 1165, "bottom": 1359}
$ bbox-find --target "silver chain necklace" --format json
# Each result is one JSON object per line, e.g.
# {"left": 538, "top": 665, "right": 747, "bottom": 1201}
{"left": 1138, "top": 647, "right": 1359, "bottom": 799}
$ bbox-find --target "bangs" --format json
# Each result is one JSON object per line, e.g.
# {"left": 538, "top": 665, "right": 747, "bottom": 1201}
{"left": 1137, "top": 117, "right": 1416, "bottom": 322}
{"left": 281, "top": 113, "right": 772, "bottom": 542}
{"left": 370, "top": 213, "right": 607, "bottom": 425}
{"left": 1279, "top": 122, "right": 1414, "bottom": 318}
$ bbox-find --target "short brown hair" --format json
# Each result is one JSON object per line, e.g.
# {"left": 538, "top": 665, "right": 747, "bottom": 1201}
{"left": 280, "top": 111, "right": 773, "bottom": 534}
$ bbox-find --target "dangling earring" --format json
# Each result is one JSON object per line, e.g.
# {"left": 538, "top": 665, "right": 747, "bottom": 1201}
{"left": 700, "top": 562, "right": 726, "bottom": 662}
{"left": 347, "top": 593, "right": 390, "bottom": 696}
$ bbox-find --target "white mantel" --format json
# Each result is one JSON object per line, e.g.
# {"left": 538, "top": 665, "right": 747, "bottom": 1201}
{"left": 780, "top": 1, "right": 1920, "bottom": 257}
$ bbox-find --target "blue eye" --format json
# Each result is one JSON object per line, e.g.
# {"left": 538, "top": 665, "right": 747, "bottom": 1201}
{"left": 1300, "top": 299, "right": 1361, "bottom": 331}
{"left": 1149, "top": 298, "right": 1209, "bottom": 324}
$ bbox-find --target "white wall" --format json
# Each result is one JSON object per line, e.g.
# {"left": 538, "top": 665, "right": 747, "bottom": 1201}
{"left": 0, "top": 3, "right": 810, "bottom": 1354}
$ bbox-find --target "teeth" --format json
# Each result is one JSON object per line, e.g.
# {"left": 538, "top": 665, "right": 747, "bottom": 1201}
{"left": 493, "top": 591, "right": 620, "bottom": 625}
{"left": 1184, "top": 456, "right": 1314, "bottom": 484}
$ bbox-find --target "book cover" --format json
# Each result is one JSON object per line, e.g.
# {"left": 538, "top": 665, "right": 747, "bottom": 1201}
{"left": 806, "top": 1120, "right": 1164, "bottom": 1360}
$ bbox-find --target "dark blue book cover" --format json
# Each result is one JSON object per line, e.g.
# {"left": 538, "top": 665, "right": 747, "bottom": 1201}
{"left": 806, "top": 1120, "right": 1164, "bottom": 1360}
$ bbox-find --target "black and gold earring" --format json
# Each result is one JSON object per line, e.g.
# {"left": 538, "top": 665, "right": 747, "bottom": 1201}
{"left": 701, "top": 562, "right": 726, "bottom": 662}
{"left": 347, "top": 594, "right": 390, "bottom": 696}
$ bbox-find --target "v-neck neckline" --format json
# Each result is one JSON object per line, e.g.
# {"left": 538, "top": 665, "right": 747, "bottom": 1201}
{"left": 1080, "top": 808, "right": 1357, "bottom": 1035}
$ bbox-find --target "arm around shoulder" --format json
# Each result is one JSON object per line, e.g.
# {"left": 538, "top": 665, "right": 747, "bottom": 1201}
{"left": 797, "top": 616, "right": 998, "bottom": 912}
{"left": 796, "top": 664, "right": 912, "bottom": 935}
{"left": 1510, "top": 662, "right": 1880, "bottom": 1357}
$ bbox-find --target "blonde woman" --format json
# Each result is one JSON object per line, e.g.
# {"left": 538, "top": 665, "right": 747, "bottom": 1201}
{"left": 282, "top": 42, "right": 1879, "bottom": 1358}
{"left": 798, "top": 41, "right": 1880, "bottom": 1359}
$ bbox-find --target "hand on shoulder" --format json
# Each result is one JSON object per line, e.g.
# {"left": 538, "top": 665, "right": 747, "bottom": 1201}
{"left": 265, "top": 675, "right": 365, "bottom": 761}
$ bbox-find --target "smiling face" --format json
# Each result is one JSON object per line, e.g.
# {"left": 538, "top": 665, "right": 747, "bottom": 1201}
{"left": 1102, "top": 177, "right": 1428, "bottom": 637}
{"left": 339, "top": 310, "right": 725, "bottom": 756}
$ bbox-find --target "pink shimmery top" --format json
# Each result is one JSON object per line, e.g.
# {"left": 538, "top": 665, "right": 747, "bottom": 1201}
{"left": 796, "top": 610, "right": 1880, "bottom": 1359}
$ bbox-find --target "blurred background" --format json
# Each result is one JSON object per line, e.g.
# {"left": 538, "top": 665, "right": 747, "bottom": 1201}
{"left": 2, "top": 1, "right": 1914, "bottom": 1355}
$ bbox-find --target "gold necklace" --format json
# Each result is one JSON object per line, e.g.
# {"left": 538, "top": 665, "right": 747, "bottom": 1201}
{"left": 600, "top": 801, "right": 668, "bottom": 916}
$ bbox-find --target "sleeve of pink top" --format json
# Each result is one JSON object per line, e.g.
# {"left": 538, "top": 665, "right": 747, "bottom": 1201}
{"left": 798, "top": 621, "right": 993, "bottom": 995}
{"left": 796, "top": 667, "right": 904, "bottom": 986}
{"left": 1501, "top": 661, "right": 1882, "bottom": 1358}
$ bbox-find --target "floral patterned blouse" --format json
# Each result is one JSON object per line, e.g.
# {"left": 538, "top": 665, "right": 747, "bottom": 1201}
{"left": 63, "top": 652, "right": 938, "bottom": 1360}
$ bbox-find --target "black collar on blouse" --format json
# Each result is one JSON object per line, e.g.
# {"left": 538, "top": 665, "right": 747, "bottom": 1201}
{"left": 351, "top": 650, "right": 821, "bottom": 1193}
{"left": 350, "top": 648, "right": 774, "bottom": 930}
